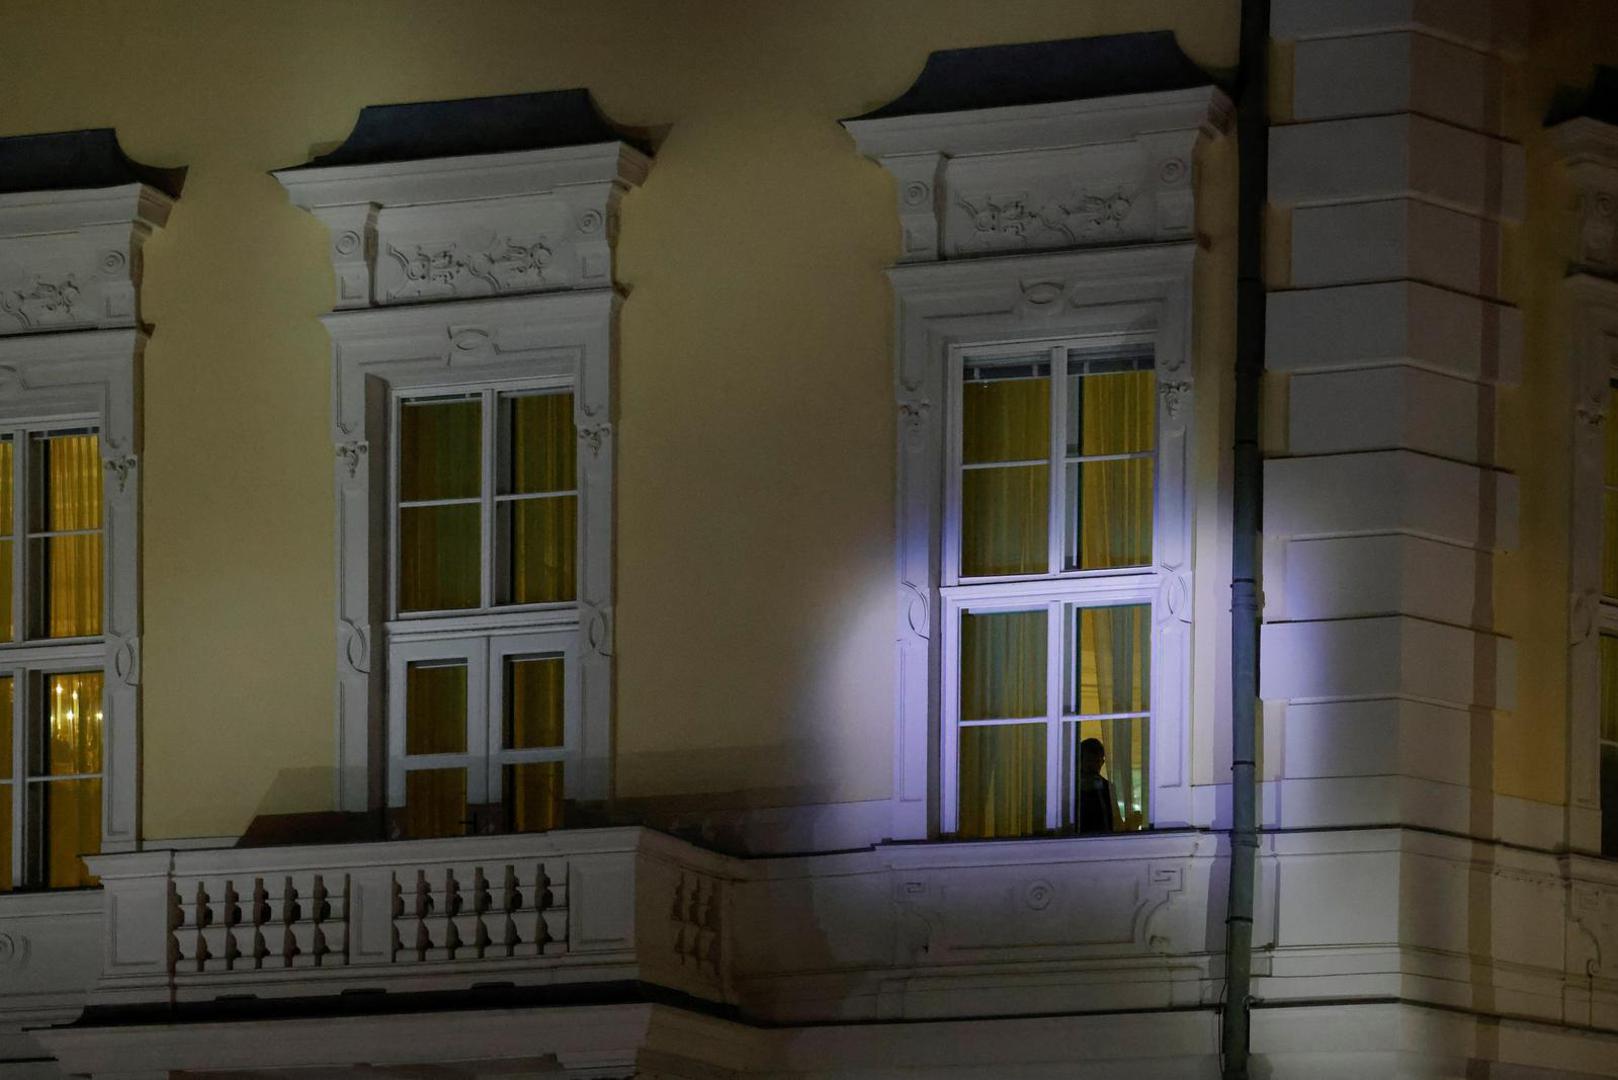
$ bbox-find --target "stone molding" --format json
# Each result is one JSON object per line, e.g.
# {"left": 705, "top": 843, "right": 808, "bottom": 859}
{"left": 0, "top": 184, "right": 173, "bottom": 336}
{"left": 1550, "top": 118, "right": 1618, "bottom": 280}
{"left": 274, "top": 143, "right": 647, "bottom": 310}
{"left": 275, "top": 118, "right": 644, "bottom": 813}
{"left": 843, "top": 87, "right": 1230, "bottom": 263}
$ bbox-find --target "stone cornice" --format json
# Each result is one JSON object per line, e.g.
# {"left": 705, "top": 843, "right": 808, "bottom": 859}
{"left": 842, "top": 86, "right": 1229, "bottom": 264}
{"left": 0, "top": 181, "right": 175, "bottom": 336}
{"left": 273, "top": 142, "right": 648, "bottom": 311}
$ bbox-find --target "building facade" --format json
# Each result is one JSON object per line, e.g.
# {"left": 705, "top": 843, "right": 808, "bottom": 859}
{"left": 1, "top": 1, "right": 1617, "bottom": 1076}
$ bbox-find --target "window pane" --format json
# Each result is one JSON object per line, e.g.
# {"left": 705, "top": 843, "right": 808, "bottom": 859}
{"left": 1603, "top": 635, "right": 1618, "bottom": 745}
{"left": 502, "top": 496, "right": 576, "bottom": 604}
{"left": 1607, "top": 385, "right": 1618, "bottom": 487}
{"left": 505, "top": 762, "right": 562, "bottom": 833}
{"left": 34, "top": 432, "right": 101, "bottom": 532}
{"left": 1605, "top": 491, "right": 1618, "bottom": 599}
{"left": 961, "top": 465, "right": 1048, "bottom": 576}
{"left": 0, "top": 675, "right": 10, "bottom": 781}
{"left": 399, "top": 504, "right": 480, "bottom": 611}
{"left": 402, "top": 768, "right": 466, "bottom": 839}
{"left": 503, "top": 393, "right": 574, "bottom": 495}
{"left": 958, "top": 723, "right": 1045, "bottom": 839}
{"left": 963, "top": 366, "right": 1049, "bottom": 465}
{"left": 0, "top": 786, "right": 9, "bottom": 891}
{"left": 400, "top": 398, "right": 481, "bottom": 502}
{"left": 1066, "top": 457, "right": 1153, "bottom": 570}
{"left": 0, "top": 538, "right": 12, "bottom": 643}
{"left": 1068, "top": 367, "right": 1155, "bottom": 456}
{"left": 506, "top": 656, "right": 564, "bottom": 749}
{"left": 0, "top": 436, "right": 12, "bottom": 535}
{"left": 1072, "top": 604, "right": 1151, "bottom": 716}
{"left": 1065, "top": 718, "right": 1149, "bottom": 835}
{"left": 28, "top": 778, "right": 100, "bottom": 888}
{"left": 35, "top": 534, "right": 102, "bottom": 637}
{"left": 1603, "top": 744, "right": 1618, "bottom": 858}
{"left": 405, "top": 662, "right": 467, "bottom": 755}
{"left": 38, "top": 672, "right": 101, "bottom": 777}
{"left": 961, "top": 610, "right": 1046, "bottom": 721}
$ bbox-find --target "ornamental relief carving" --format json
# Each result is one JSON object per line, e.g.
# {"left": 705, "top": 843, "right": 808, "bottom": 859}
{"left": 384, "top": 233, "right": 559, "bottom": 302}
{"left": 1575, "top": 186, "right": 1618, "bottom": 277}
{"left": 952, "top": 186, "right": 1139, "bottom": 254}
{"left": 0, "top": 272, "right": 82, "bottom": 331}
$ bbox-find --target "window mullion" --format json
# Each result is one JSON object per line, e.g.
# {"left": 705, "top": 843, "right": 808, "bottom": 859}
{"left": 1044, "top": 600, "right": 1062, "bottom": 833}
{"left": 482, "top": 389, "right": 496, "bottom": 611}
{"left": 1048, "top": 344, "right": 1065, "bottom": 578}
{"left": 9, "top": 667, "right": 22, "bottom": 888}
{"left": 15, "top": 429, "right": 27, "bottom": 644}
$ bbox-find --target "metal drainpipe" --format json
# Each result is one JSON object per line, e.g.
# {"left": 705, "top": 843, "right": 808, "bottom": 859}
{"left": 1222, "top": 0, "right": 1268, "bottom": 1078}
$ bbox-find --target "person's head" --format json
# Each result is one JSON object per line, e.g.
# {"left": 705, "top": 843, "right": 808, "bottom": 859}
{"left": 1079, "top": 737, "right": 1106, "bottom": 777}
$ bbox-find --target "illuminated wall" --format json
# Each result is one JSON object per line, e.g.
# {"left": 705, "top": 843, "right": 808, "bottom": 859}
{"left": 1, "top": 0, "right": 1613, "bottom": 842}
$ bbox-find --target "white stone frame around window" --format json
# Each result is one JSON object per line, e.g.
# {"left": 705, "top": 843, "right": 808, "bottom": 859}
{"left": 1567, "top": 271, "right": 1618, "bottom": 855}
{"left": 0, "top": 328, "right": 142, "bottom": 859}
{"left": 891, "top": 243, "right": 1197, "bottom": 839}
{"left": 324, "top": 291, "right": 617, "bottom": 813}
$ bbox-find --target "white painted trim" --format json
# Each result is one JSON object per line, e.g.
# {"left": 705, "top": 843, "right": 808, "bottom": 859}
{"left": 886, "top": 243, "right": 1199, "bottom": 840}
{"left": 0, "top": 328, "right": 142, "bottom": 859}
{"left": 319, "top": 290, "right": 619, "bottom": 812}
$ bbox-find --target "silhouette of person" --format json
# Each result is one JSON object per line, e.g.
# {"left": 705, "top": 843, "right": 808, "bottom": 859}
{"left": 1077, "top": 736, "right": 1116, "bottom": 834}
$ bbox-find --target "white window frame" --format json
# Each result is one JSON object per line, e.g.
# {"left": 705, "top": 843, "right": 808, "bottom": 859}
{"left": 385, "top": 627, "right": 577, "bottom": 831}
{"left": 890, "top": 244, "right": 1197, "bottom": 839}
{"left": 325, "top": 291, "right": 616, "bottom": 816}
{"left": 0, "top": 327, "right": 143, "bottom": 872}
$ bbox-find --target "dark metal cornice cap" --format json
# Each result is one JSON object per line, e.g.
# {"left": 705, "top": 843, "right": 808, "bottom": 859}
{"left": 289, "top": 89, "right": 649, "bottom": 171}
{"left": 1547, "top": 65, "right": 1618, "bottom": 127}
{"left": 844, "top": 30, "right": 1216, "bottom": 122}
{"left": 0, "top": 128, "right": 185, "bottom": 197}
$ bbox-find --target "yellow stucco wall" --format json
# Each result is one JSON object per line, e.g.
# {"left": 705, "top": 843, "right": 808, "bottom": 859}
{"left": 0, "top": 0, "right": 1238, "bottom": 838}
{"left": 1497, "top": 0, "right": 1618, "bottom": 806}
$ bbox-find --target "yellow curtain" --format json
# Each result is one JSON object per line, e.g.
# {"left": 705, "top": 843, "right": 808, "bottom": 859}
{"left": 405, "top": 662, "right": 467, "bottom": 755}
{"left": 43, "top": 434, "right": 102, "bottom": 638}
{"left": 505, "top": 762, "right": 562, "bottom": 832}
{"left": 1605, "top": 387, "right": 1618, "bottom": 597}
{"left": 1074, "top": 370, "right": 1154, "bottom": 570}
{"left": 961, "top": 373, "right": 1049, "bottom": 577}
{"left": 506, "top": 393, "right": 576, "bottom": 604}
{"left": 1076, "top": 605, "right": 1150, "bottom": 832}
{"left": 40, "top": 671, "right": 101, "bottom": 887}
{"left": 402, "top": 663, "right": 468, "bottom": 839}
{"left": 506, "top": 656, "right": 564, "bottom": 749}
{"left": 403, "top": 769, "right": 466, "bottom": 839}
{"left": 958, "top": 610, "right": 1046, "bottom": 837}
{"left": 0, "top": 438, "right": 11, "bottom": 644}
{"left": 399, "top": 400, "right": 481, "bottom": 612}
{"left": 1602, "top": 635, "right": 1618, "bottom": 746}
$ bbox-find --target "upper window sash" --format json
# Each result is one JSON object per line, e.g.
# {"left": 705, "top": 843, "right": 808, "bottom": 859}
{"left": 389, "top": 378, "right": 578, "bottom": 621}
{"left": 945, "top": 336, "right": 1159, "bottom": 587}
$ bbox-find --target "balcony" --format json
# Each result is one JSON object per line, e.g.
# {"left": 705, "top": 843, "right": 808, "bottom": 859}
{"left": 85, "top": 827, "right": 732, "bottom": 1009}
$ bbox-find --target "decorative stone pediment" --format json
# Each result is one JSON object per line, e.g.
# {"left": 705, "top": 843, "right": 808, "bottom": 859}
{"left": 0, "top": 130, "right": 181, "bottom": 335}
{"left": 273, "top": 90, "right": 648, "bottom": 309}
{"left": 841, "top": 32, "right": 1231, "bottom": 263}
